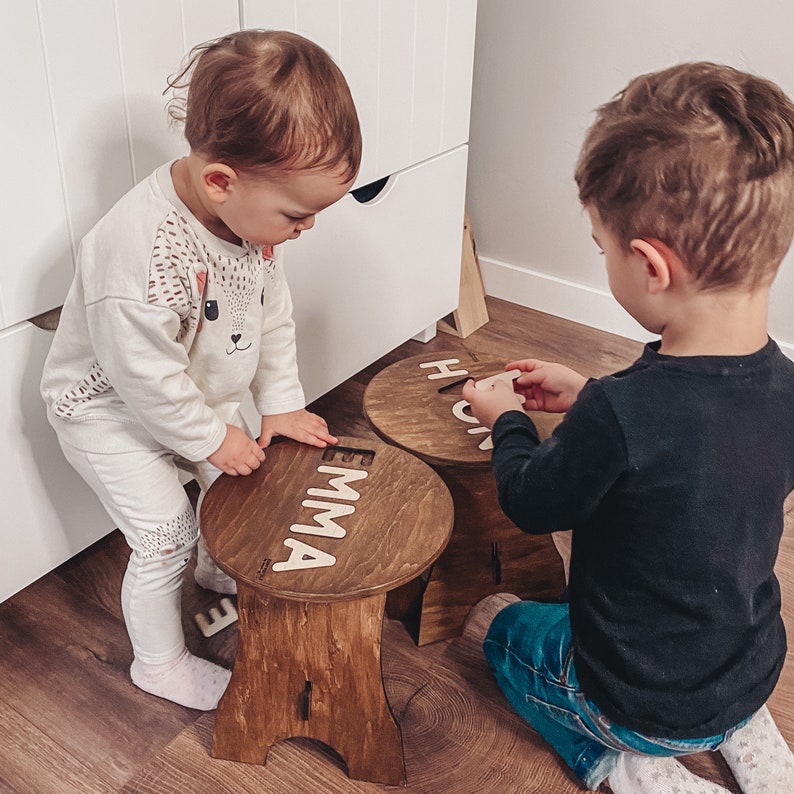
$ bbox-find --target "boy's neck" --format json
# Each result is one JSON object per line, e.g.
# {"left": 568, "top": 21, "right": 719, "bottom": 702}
{"left": 657, "top": 285, "right": 770, "bottom": 357}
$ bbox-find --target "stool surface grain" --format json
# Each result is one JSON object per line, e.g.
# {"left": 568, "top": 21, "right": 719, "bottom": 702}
{"left": 363, "top": 351, "right": 560, "bottom": 467}
{"left": 200, "top": 437, "right": 453, "bottom": 602}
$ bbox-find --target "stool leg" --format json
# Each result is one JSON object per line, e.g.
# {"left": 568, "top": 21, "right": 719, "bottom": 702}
{"left": 416, "top": 466, "right": 565, "bottom": 645}
{"left": 212, "top": 585, "right": 405, "bottom": 786}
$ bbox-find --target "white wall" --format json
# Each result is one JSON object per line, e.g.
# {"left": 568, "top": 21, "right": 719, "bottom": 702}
{"left": 467, "top": 0, "right": 794, "bottom": 353}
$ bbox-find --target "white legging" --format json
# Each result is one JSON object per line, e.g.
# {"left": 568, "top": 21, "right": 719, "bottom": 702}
{"left": 57, "top": 434, "right": 227, "bottom": 665}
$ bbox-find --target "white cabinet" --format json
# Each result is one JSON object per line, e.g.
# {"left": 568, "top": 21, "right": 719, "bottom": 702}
{"left": 1, "top": 1, "right": 477, "bottom": 601}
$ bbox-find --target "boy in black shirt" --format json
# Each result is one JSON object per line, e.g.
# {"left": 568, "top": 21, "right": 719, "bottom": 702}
{"left": 463, "top": 62, "right": 794, "bottom": 793}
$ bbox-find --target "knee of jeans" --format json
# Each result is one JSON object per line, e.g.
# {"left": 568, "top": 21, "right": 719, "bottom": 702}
{"left": 135, "top": 505, "right": 199, "bottom": 567}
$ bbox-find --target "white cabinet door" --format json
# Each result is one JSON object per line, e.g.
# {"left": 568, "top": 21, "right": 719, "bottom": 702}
{"left": 3, "top": 0, "right": 240, "bottom": 330}
{"left": 0, "top": 4, "right": 72, "bottom": 330}
{"left": 38, "top": 0, "right": 133, "bottom": 259}
{"left": 0, "top": 323, "right": 112, "bottom": 602}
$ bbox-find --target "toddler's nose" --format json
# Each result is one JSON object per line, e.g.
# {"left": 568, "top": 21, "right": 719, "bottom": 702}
{"left": 296, "top": 215, "right": 315, "bottom": 232}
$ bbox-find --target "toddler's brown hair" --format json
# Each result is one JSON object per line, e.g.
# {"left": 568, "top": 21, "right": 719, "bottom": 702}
{"left": 576, "top": 62, "right": 794, "bottom": 289}
{"left": 167, "top": 29, "right": 361, "bottom": 181}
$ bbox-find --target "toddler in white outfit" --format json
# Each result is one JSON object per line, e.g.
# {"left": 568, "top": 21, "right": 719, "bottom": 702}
{"left": 41, "top": 30, "right": 361, "bottom": 710}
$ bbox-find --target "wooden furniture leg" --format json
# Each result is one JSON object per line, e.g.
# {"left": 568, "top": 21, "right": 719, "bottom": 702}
{"left": 415, "top": 466, "right": 564, "bottom": 645}
{"left": 212, "top": 583, "right": 405, "bottom": 786}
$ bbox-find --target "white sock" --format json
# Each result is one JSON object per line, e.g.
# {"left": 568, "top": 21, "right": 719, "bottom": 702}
{"left": 607, "top": 754, "right": 732, "bottom": 794}
{"left": 130, "top": 649, "right": 231, "bottom": 711}
{"left": 718, "top": 705, "right": 794, "bottom": 793}
{"left": 194, "top": 543, "right": 237, "bottom": 595}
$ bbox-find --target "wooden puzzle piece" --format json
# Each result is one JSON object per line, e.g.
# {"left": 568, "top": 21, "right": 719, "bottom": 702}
{"left": 474, "top": 369, "right": 522, "bottom": 391}
{"left": 195, "top": 597, "right": 238, "bottom": 638}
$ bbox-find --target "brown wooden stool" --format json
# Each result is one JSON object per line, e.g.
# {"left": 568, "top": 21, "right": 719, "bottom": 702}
{"left": 363, "top": 351, "right": 566, "bottom": 645}
{"left": 200, "top": 436, "right": 453, "bottom": 786}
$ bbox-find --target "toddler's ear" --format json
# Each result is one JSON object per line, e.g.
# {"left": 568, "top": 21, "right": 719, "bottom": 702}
{"left": 201, "top": 163, "right": 237, "bottom": 205}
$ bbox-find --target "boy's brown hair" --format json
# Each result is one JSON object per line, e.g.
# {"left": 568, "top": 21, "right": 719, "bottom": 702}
{"left": 575, "top": 62, "right": 794, "bottom": 288}
{"left": 167, "top": 29, "right": 361, "bottom": 182}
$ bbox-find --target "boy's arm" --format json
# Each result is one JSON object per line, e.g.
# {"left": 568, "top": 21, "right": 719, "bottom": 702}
{"left": 490, "top": 380, "right": 627, "bottom": 535}
{"left": 462, "top": 360, "right": 588, "bottom": 430}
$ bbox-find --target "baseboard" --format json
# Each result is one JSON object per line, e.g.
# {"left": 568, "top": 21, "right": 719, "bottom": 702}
{"left": 479, "top": 255, "right": 794, "bottom": 359}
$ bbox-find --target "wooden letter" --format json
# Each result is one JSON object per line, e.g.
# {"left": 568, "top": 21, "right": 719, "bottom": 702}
{"left": 418, "top": 359, "right": 469, "bottom": 380}
{"left": 290, "top": 500, "right": 355, "bottom": 539}
{"left": 272, "top": 538, "right": 337, "bottom": 572}
{"left": 307, "top": 466, "right": 368, "bottom": 502}
{"left": 452, "top": 398, "right": 493, "bottom": 450}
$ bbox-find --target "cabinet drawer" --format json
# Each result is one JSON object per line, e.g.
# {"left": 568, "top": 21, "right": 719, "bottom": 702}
{"left": 286, "top": 145, "right": 469, "bottom": 403}
{"left": 0, "top": 323, "right": 112, "bottom": 601}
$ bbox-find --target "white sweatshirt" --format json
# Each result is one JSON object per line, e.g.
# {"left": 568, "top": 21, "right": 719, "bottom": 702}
{"left": 41, "top": 162, "right": 306, "bottom": 461}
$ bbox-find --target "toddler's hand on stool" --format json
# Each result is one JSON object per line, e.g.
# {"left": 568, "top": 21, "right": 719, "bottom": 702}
{"left": 208, "top": 424, "right": 266, "bottom": 476}
{"left": 258, "top": 409, "right": 338, "bottom": 449}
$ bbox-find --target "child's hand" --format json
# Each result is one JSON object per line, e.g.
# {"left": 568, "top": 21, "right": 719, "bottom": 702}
{"left": 258, "top": 409, "right": 339, "bottom": 449}
{"left": 507, "top": 359, "right": 587, "bottom": 413}
{"left": 462, "top": 378, "right": 525, "bottom": 429}
{"left": 208, "top": 424, "right": 266, "bottom": 476}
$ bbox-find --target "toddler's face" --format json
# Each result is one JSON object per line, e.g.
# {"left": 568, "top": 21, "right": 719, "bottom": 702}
{"left": 218, "top": 164, "right": 355, "bottom": 246}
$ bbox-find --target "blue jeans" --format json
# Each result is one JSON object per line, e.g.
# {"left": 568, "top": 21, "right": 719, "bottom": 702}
{"left": 483, "top": 601, "right": 745, "bottom": 790}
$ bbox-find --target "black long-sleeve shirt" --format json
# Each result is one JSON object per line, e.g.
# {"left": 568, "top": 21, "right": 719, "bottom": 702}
{"left": 491, "top": 338, "right": 794, "bottom": 738}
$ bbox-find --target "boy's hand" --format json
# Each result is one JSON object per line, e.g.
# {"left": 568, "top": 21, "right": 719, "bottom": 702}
{"left": 208, "top": 424, "right": 266, "bottom": 476}
{"left": 258, "top": 409, "right": 338, "bottom": 449}
{"left": 507, "top": 359, "right": 587, "bottom": 413}
{"left": 462, "top": 378, "right": 525, "bottom": 430}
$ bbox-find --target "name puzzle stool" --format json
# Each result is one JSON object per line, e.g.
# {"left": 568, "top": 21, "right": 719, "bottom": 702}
{"left": 200, "top": 436, "right": 453, "bottom": 786}
{"left": 363, "top": 352, "right": 566, "bottom": 645}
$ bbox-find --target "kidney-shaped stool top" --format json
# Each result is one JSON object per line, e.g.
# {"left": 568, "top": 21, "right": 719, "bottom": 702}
{"left": 363, "top": 352, "right": 566, "bottom": 645}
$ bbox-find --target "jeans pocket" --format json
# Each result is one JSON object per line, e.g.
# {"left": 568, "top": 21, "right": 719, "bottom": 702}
{"left": 559, "top": 645, "right": 576, "bottom": 687}
{"left": 573, "top": 694, "right": 643, "bottom": 752}
{"left": 525, "top": 694, "right": 615, "bottom": 748}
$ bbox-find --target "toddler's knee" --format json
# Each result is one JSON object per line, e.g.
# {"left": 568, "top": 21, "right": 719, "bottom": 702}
{"left": 138, "top": 505, "right": 199, "bottom": 566}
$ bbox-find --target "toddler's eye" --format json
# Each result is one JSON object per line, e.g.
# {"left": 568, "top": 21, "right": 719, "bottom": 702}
{"left": 204, "top": 300, "right": 219, "bottom": 321}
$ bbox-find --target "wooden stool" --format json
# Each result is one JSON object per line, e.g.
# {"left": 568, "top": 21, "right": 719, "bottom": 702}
{"left": 200, "top": 436, "right": 453, "bottom": 786}
{"left": 364, "top": 352, "right": 566, "bottom": 645}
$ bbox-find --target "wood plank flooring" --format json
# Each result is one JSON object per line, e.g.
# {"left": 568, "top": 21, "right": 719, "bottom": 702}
{"left": 1, "top": 297, "right": 791, "bottom": 793}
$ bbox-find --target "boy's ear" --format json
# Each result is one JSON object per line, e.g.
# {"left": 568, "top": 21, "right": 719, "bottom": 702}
{"left": 630, "top": 238, "right": 678, "bottom": 294}
{"left": 200, "top": 163, "right": 238, "bottom": 205}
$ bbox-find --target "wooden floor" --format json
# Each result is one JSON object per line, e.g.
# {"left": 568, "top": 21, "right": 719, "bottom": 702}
{"left": 2, "top": 297, "right": 792, "bottom": 793}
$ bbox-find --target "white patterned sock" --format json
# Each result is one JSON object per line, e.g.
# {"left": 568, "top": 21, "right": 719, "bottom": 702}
{"left": 194, "top": 541, "right": 237, "bottom": 595}
{"left": 130, "top": 649, "right": 231, "bottom": 711}
{"left": 718, "top": 706, "right": 794, "bottom": 793}
{"left": 607, "top": 754, "right": 732, "bottom": 793}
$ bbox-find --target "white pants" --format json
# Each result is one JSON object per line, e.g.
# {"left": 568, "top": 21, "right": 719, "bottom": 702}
{"left": 56, "top": 422, "right": 238, "bottom": 665}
